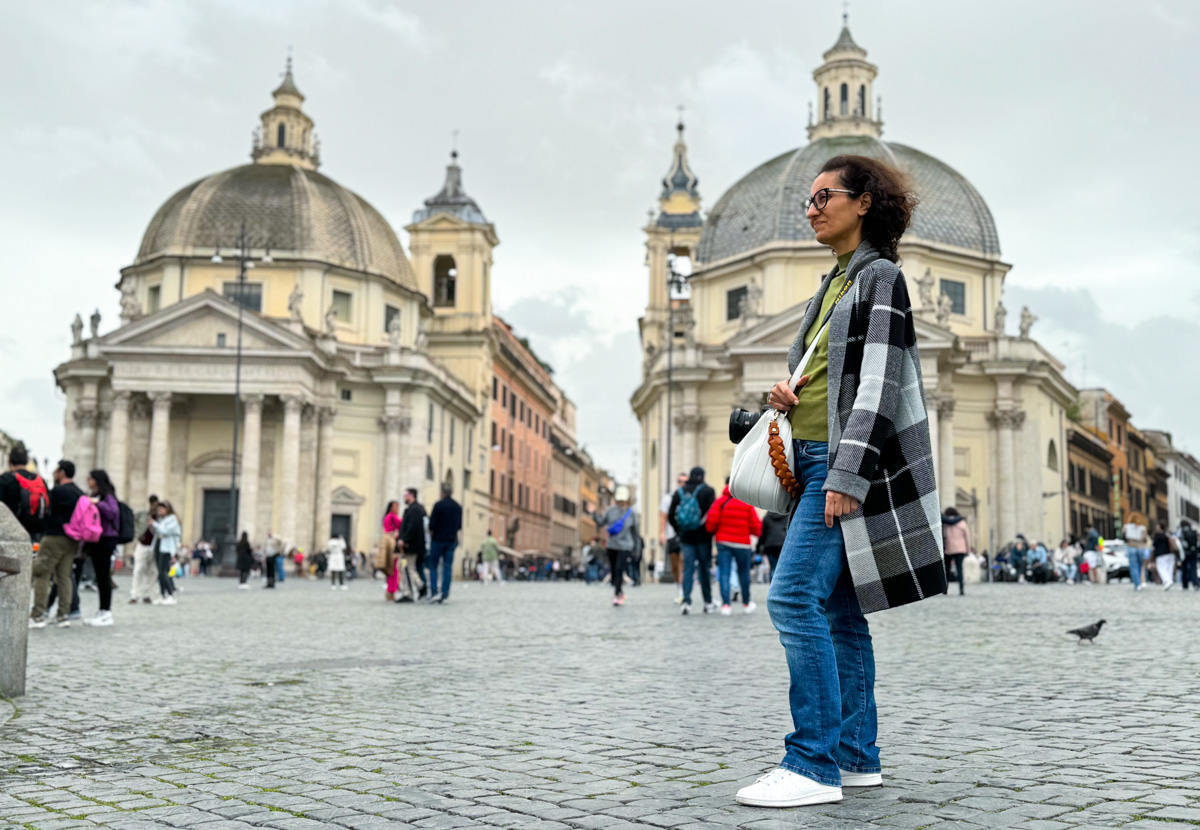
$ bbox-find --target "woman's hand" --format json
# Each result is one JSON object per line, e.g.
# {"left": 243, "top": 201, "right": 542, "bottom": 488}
{"left": 824, "top": 491, "right": 860, "bottom": 528}
{"left": 768, "top": 377, "right": 810, "bottom": 412}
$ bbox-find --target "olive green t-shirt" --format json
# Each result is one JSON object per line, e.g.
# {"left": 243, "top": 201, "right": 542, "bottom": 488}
{"left": 788, "top": 251, "right": 854, "bottom": 442}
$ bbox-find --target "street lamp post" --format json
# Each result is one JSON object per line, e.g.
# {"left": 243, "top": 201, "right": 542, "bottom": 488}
{"left": 212, "top": 221, "right": 271, "bottom": 574}
{"left": 664, "top": 251, "right": 688, "bottom": 497}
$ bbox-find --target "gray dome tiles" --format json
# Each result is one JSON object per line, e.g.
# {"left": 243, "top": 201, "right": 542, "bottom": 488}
{"left": 136, "top": 163, "right": 416, "bottom": 289}
{"left": 696, "top": 135, "right": 1000, "bottom": 264}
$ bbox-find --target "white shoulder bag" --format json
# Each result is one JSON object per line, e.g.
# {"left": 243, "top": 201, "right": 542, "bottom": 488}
{"left": 728, "top": 277, "right": 856, "bottom": 513}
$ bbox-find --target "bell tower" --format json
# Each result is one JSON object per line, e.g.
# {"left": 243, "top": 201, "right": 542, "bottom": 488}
{"left": 251, "top": 56, "right": 320, "bottom": 170}
{"left": 807, "top": 16, "right": 883, "bottom": 141}
{"left": 641, "top": 116, "right": 703, "bottom": 360}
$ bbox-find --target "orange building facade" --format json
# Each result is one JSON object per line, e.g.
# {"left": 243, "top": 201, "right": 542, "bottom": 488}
{"left": 488, "top": 318, "right": 555, "bottom": 553}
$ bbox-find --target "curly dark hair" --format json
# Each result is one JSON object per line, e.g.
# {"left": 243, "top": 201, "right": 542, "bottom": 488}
{"left": 818, "top": 155, "right": 917, "bottom": 263}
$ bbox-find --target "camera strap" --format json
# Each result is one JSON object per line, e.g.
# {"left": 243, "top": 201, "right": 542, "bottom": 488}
{"left": 788, "top": 276, "right": 856, "bottom": 390}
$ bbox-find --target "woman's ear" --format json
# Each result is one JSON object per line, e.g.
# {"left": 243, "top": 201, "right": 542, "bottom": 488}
{"left": 857, "top": 192, "right": 872, "bottom": 217}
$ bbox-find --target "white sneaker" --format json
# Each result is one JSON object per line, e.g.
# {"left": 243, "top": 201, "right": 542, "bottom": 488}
{"left": 340, "top": 585, "right": 349, "bottom": 591}
{"left": 680, "top": 603, "right": 690, "bottom": 615}
{"left": 720, "top": 604, "right": 732, "bottom": 616}
{"left": 29, "top": 616, "right": 48, "bottom": 629}
{"left": 703, "top": 603, "right": 716, "bottom": 614}
{"left": 744, "top": 602, "right": 757, "bottom": 614}
{"left": 238, "top": 584, "right": 250, "bottom": 590}
{"left": 839, "top": 769, "right": 882, "bottom": 787}
{"left": 84, "top": 611, "right": 113, "bottom": 627}
{"left": 160, "top": 596, "right": 177, "bottom": 606}
{"left": 1164, "top": 583, "right": 1174, "bottom": 592}
{"left": 735, "top": 768, "right": 842, "bottom": 807}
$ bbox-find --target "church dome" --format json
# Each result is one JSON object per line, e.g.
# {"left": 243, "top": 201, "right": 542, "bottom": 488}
{"left": 135, "top": 163, "right": 416, "bottom": 289}
{"left": 697, "top": 135, "right": 1000, "bottom": 264}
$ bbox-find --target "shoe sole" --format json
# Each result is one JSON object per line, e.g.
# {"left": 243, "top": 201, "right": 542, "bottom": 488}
{"left": 840, "top": 773, "right": 883, "bottom": 787}
{"left": 736, "top": 791, "right": 842, "bottom": 807}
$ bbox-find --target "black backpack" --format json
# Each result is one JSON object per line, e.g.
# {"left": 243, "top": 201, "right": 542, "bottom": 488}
{"left": 115, "top": 501, "right": 136, "bottom": 544}
{"left": 1184, "top": 526, "right": 1199, "bottom": 555}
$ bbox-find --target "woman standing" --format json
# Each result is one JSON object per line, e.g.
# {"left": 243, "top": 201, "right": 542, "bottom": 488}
{"left": 382, "top": 501, "right": 402, "bottom": 600}
{"left": 1152, "top": 521, "right": 1177, "bottom": 591}
{"left": 736, "top": 155, "right": 945, "bottom": 808}
{"left": 236, "top": 531, "right": 254, "bottom": 588}
{"left": 149, "top": 501, "right": 181, "bottom": 605}
{"left": 327, "top": 533, "right": 348, "bottom": 590}
{"left": 941, "top": 508, "right": 972, "bottom": 595}
{"left": 81, "top": 470, "right": 120, "bottom": 627}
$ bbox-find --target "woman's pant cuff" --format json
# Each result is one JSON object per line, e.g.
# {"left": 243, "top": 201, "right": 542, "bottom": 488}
{"left": 778, "top": 760, "right": 842, "bottom": 788}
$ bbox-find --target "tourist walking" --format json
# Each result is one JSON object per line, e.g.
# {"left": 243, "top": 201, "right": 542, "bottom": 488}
{"left": 327, "top": 533, "right": 348, "bottom": 589}
{"left": 941, "top": 508, "right": 972, "bottom": 595}
{"left": 736, "top": 155, "right": 944, "bottom": 808}
{"left": 1181, "top": 520, "right": 1199, "bottom": 590}
{"left": 29, "top": 460, "right": 84, "bottom": 628}
{"left": 427, "top": 482, "right": 462, "bottom": 602}
{"left": 1123, "top": 519, "right": 1149, "bottom": 591}
{"left": 129, "top": 495, "right": 160, "bottom": 603}
{"left": 0, "top": 444, "right": 49, "bottom": 540}
{"left": 595, "top": 485, "right": 639, "bottom": 607}
{"left": 706, "top": 478, "right": 762, "bottom": 615}
{"left": 661, "top": 472, "right": 688, "bottom": 595}
{"left": 236, "top": 531, "right": 254, "bottom": 588}
{"left": 263, "top": 530, "right": 284, "bottom": 589}
{"left": 381, "top": 501, "right": 401, "bottom": 599}
{"left": 668, "top": 467, "right": 716, "bottom": 615}
{"left": 80, "top": 470, "right": 120, "bottom": 626}
{"left": 1152, "top": 521, "right": 1178, "bottom": 590}
{"left": 480, "top": 529, "right": 503, "bottom": 583}
{"left": 399, "top": 488, "right": 428, "bottom": 600}
{"left": 149, "top": 501, "right": 181, "bottom": 605}
{"left": 758, "top": 512, "right": 789, "bottom": 582}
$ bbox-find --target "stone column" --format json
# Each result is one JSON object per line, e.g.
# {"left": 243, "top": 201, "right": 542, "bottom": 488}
{"left": 74, "top": 406, "right": 99, "bottom": 475}
{"left": 239, "top": 395, "right": 264, "bottom": 543}
{"left": 990, "top": 409, "right": 1025, "bottom": 545}
{"left": 926, "top": 394, "right": 940, "bottom": 489}
{"left": 380, "top": 413, "right": 410, "bottom": 504}
{"left": 675, "top": 413, "right": 706, "bottom": 472}
{"left": 313, "top": 405, "right": 337, "bottom": 548}
{"left": 107, "top": 391, "right": 131, "bottom": 499}
{"left": 938, "top": 398, "right": 957, "bottom": 510}
{"left": 145, "top": 392, "right": 172, "bottom": 500}
{"left": 278, "top": 395, "right": 304, "bottom": 548}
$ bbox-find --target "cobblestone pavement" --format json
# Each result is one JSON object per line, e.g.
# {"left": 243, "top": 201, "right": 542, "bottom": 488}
{"left": 3, "top": 575, "right": 1200, "bottom": 829}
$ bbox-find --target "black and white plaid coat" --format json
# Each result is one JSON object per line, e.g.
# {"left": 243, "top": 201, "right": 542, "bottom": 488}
{"left": 788, "top": 243, "right": 946, "bottom": 613}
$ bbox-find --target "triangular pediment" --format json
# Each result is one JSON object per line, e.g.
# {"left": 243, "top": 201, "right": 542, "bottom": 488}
{"left": 102, "top": 290, "right": 314, "bottom": 352}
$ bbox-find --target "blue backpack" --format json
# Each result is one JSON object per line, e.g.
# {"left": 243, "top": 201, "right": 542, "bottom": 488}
{"left": 674, "top": 486, "right": 704, "bottom": 533}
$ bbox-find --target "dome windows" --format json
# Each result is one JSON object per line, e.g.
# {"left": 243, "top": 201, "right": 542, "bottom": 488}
{"left": 858, "top": 85, "right": 867, "bottom": 117}
{"left": 840, "top": 83, "right": 849, "bottom": 116}
{"left": 276, "top": 123, "right": 286, "bottom": 147}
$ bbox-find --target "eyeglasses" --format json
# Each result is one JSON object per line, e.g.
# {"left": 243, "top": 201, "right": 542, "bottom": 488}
{"left": 804, "top": 188, "right": 859, "bottom": 212}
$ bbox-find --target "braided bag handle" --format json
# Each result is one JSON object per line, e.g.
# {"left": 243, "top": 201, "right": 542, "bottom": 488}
{"left": 767, "top": 419, "right": 802, "bottom": 499}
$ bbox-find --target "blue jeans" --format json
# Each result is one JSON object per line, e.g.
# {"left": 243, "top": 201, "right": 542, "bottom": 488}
{"left": 1126, "top": 547, "right": 1146, "bottom": 587}
{"left": 680, "top": 541, "right": 713, "bottom": 606}
{"left": 767, "top": 439, "right": 878, "bottom": 787}
{"left": 717, "top": 544, "right": 752, "bottom": 606}
{"left": 426, "top": 541, "right": 457, "bottom": 597}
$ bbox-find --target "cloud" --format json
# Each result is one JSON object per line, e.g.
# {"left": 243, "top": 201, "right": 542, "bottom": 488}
{"left": 1006, "top": 283, "right": 1200, "bottom": 456}
{"left": 340, "top": 0, "right": 438, "bottom": 52}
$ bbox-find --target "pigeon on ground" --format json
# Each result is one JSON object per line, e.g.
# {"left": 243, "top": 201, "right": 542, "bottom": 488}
{"left": 1067, "top": 619, "right": 1106, "bottom": 644}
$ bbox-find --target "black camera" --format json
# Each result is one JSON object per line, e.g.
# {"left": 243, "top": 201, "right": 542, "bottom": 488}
{"left": 729, "top": 408, "right": 765, "bottom": 444}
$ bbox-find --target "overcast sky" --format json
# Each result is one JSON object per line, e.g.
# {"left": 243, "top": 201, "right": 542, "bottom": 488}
{"left": 2, "top": 0, "right": 1198, "bottom": 480}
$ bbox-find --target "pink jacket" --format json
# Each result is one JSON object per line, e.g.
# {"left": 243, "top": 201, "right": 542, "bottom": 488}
{"left": 943, "top": 518, "right": 972, "bottom": 555}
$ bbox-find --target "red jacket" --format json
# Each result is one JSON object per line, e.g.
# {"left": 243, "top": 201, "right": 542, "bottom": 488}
{"left": 705, "top": 486, "right": 763, "bottom": 546}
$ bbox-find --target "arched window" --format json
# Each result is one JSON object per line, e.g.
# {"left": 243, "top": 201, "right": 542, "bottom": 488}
{"left": 858, "top": 85, "right": 867, "bottom": 117}
{"left": 276, "top": 123, "right": 286, "bottom": 147}
{"left": 426, "top": 455, "right": 435, "bottom": 481}
{"left": 823, "top": 88, "right": 831, "bottom": 120}
{"left": 444, "top": 468, "right": 454, "bottom": 493}
{"left": 433, "top": 254, "right": 457, "bottom": 308}
{"left": 1047, "top": 440, "right": 1059, "bottom": 471}
{"left": 839, "top": 83, "right": 849, "bottom": 116}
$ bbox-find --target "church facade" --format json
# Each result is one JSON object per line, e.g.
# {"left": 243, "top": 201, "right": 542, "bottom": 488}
{"left": 53, "top": 63, "right": 578, "bottom": 563}
{"left": 632, "top": 24, "right": 1076, "bottom": 557}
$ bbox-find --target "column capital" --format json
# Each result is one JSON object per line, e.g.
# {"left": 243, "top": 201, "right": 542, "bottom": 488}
{"left": 988, "top": 409, "right": 1025, "bottom": 430}
{"left": 937, "top": 398, "right": 956, "bottom": 418}
{"left": 73, "top": 406, "right": 99, "bottom": 428}
{"left": 317, "top": 405, "right": 337, "bottom": 426}
{"left": 147, "top": 391, "right": 173, "bottom": 409}
{"left": 379, "top": 413, "right": 412, "bottom": 433}
{"left": 111, "top": 390, "right": 132, "bottom": 410}
{"left": 673, "top": 413, "right": 706, "bottom": 431}
{"left": 280, "top": 393, "right": 305, "bottom": 414}
{"left": 242, "top": 393, "right": 265, "bottom": 413}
